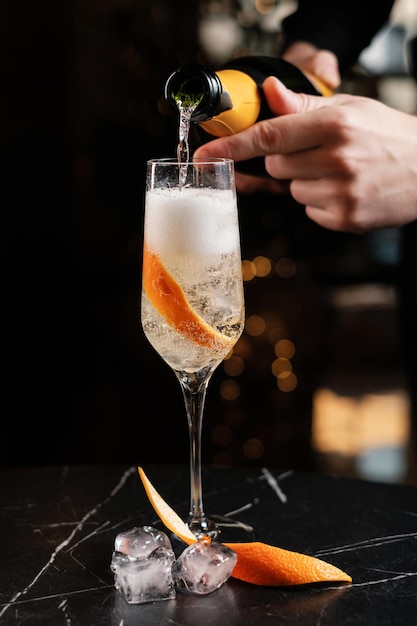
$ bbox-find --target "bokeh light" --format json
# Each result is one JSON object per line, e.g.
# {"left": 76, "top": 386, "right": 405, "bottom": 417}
{"left": 275, "top": 257, "right": 296, "bottom": 278}
{"left": 271, "top": 356, "right": 292, "bottom": 377}
{"left": 245, "top": 314, "right": 266, "bottom": 336}
{"left": 211, "top": 424, "right": 233, "bottom": 447}
{"left": 243, "top": 437, "right": 264, "bottom": 460}
{"left": 253, "top": 255, "right": 272, "bottom": 277}
{"left": 220, "top": 379, "right": 241, "bottom": 402}
{"left": 242, "top": 259, "right": 256, "bottom": 281}
{"left": 277, "top": 371, "right": 298, "bottom": 392}
{"left": 224, "top": 354, "right": 245, "bottom": 376}
{"left": 275, "top": 338, "right": 295, "bottom": 359}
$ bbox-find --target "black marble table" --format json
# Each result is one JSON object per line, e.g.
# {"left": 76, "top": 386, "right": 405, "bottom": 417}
{"left": 1, "top": 464, "right": 416, "bottom": 625}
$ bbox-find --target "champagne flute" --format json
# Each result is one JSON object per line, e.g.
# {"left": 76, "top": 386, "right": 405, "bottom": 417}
{"left": 141, "top": 157, "right": 245, "bottom": 539}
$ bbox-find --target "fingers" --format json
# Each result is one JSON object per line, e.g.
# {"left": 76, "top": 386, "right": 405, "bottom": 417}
{"left": 264, "top": 143, "right": 342, "bottom": 180}
{"left": 194, "top": 78, "right": 344, "bottom": 164}
{"left": 289, "top": 177, "right": 336, "bottom": 211}
{"left": 302, "top": 50, "right": 341, "bottom": 91}
{"left": 260, "top": 77, "right": 301, "bottom": 115}
{"left": 195, "top": 108, "right": 327, "bottom": 163}
{"left": 262, "top": 76, "right": 326, "bottom": 116}
{"left": 194, "top": 118, "right": 286, "bottom": 162}
{"left": 304, "top": 205, "right": 349, "bottom": 232}
{"left": 289, "top": 178, "right": 366, "bottom": 234}
{"left": 281, "top": 44, "right": 340, "bottom": 92}
{"left": 235, "top": 171, "right": 291, "bottom": 195}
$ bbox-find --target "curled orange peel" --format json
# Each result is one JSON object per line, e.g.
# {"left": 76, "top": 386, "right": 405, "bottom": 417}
{"left": 138, "top": 466, "right": 196, "bottom": 545}
{"left": 142, "top": 244, "right": 234, "bottom": 351}
{"left": 138, "top": 466, "right": 352, "bottom": 587}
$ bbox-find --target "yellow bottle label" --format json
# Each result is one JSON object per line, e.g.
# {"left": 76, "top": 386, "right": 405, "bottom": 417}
{"left": 199, "top": 69, "right": 261, "bottom": 137}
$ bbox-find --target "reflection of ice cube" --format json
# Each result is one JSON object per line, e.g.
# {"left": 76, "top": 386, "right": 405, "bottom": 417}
{"left": 172, "top": 540, "right": 237, "bottom": 595}
{"left": 111, "top": 526, "right": 175, "bottom": 604}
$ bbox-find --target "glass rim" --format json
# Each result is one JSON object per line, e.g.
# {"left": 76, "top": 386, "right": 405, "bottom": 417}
{"left": 147, "top": 157, "right": 234, "bottom": 165}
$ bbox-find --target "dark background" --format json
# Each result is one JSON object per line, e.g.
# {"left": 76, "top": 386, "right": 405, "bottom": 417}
{"left": 2, "top": 1, "right": 405, "bottom": 473}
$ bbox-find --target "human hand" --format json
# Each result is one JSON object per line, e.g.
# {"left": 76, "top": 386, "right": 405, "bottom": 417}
{"left": 194, "top": 44, "right": 340, "bottom": 198}
{"left": 281, "top": 41, "right": 341, "bottom": 94}
{"left": 194, "top": 76, "right": 417, "bottom": 233}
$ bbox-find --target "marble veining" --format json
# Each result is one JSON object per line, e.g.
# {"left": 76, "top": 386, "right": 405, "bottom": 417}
{"left": 0, "top": 464, "right": 416, "bottom": 625}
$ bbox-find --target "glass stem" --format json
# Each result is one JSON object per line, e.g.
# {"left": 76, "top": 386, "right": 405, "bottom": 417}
{"left": 178, "top": 370, "right": 217, "bottom": 538}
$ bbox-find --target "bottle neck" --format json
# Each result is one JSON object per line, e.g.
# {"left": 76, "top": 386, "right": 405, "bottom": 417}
{"left": 164, "top": 64, "right": 230, "bottom": 122}
{"left": 164, "top": 56, "right": 324, "bottom": 131}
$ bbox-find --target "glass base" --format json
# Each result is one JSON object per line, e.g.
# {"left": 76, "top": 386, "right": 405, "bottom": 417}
{"left": 187, "top": 517, "right": 219, "bottom": 540}
{"left": 167, "top": 514, "right": 255, "bottom": 557}
{"left": 207, "top": 514, "right": 256, "bottom": 543}
{"left": 185, "top": 514, "right": 256, "bottom": 543}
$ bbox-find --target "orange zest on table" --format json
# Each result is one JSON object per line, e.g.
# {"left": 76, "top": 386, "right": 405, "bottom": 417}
{"left": 222, "top": 541, "right": 351, "bottom": 586}
{"left": 142, "top": 244, "right": 234, "bottom": 351}
{"left": 138, "top": 466, "right": 352, "bottom": 587}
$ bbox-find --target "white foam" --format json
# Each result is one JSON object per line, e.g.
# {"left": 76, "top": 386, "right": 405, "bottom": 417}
{"left": 145, "top": 187, "right": 239, "bottom": 257}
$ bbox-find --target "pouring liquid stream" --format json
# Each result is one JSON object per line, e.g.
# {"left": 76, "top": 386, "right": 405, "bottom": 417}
{"left": 173, "top": 90, "right": 203, "bottom": 186}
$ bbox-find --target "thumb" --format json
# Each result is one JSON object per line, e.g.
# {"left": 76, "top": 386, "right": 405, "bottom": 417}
{"left": 262, "top": 76, "right": 333, "bottom": 116}
{"left": 303, "top": 50, "right": 341, "bottom": 91}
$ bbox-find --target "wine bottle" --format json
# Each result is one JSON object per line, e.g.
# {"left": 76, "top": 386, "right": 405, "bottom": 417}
{"left": 164, "top": 55, "right": 329, "bottom": 174}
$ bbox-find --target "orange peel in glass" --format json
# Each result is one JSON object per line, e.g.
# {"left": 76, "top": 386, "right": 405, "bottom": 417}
{"left": 138, "top": 466, "right": 352, "bottom": 587}
{"left": 142, "top": 244, "right": 235, "bottom": 352}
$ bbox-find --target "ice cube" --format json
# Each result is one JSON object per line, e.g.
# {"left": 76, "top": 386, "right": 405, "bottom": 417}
{"left": 114, "top": 525, "right": 172, "bottom": 558}
{"left": 172, "top": 539, "right": 237, "bottom": 595}
{"left": 111, "top": 526, "right": 176, "bottom": 604}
